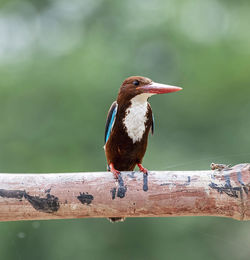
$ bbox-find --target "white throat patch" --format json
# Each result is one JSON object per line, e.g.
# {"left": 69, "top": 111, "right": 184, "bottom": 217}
{"left": 123, "top": 93, "right": 153, "bottom": 143}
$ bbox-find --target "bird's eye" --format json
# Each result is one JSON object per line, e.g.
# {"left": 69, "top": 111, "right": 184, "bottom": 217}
{"left": 133, "top": 80, "right": 139, "bottom": 86}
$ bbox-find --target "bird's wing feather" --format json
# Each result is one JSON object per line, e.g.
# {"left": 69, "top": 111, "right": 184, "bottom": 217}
{"left": 147, "top": 103, "right": 154, "bottom": 135}
{"left": 151, "top": 113, "right": 154, "bottom": 135}
{"left": 104, "top": 101, "right": 118, "bottom": 144}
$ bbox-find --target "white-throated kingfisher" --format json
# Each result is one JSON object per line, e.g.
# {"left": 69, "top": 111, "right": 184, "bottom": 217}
{"left": 104, "top": 76, "right": 182, "bottom": 178}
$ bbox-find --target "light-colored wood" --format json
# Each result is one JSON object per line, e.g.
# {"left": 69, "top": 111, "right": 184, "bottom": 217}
{"left": 0, "top": 164, "right": 249, "bottom": 222}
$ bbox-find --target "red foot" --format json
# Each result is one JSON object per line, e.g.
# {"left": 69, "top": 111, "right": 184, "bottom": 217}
{"left": 137, "top": 163, "right": 148, "bottom": 174}
{"left": 109, "top": 163, "right": 121, "bottom": 179}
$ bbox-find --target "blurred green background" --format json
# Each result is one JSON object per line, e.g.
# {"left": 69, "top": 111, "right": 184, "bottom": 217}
{"left": 0, "top": 0, "right": 250, "bottom": 259}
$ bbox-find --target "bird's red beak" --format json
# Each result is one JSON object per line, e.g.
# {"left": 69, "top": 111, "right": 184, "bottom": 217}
{"left": 139, "top": 82, "right": 182, "bottom": 94}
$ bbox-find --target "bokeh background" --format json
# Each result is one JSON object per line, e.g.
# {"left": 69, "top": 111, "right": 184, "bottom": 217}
{"left": 0, "top": 0, "right": 250, "bottom": 259}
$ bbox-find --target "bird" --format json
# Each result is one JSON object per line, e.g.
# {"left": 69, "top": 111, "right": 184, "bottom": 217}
{"left": 104, "top": 76, "right": 182, "bottom": 222}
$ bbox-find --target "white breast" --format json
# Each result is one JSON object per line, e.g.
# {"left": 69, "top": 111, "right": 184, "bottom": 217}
{"left": 123, "top": 93, "right": 153, "bottom": 143}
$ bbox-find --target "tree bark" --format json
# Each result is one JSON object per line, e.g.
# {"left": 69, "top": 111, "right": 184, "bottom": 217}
{"left": 0, "top": 163, "right": 249, "bottom": 222}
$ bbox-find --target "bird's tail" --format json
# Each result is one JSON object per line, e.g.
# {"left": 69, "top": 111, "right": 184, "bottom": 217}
{"left": 108, "top": 217, "right": 126, "bottom": 223}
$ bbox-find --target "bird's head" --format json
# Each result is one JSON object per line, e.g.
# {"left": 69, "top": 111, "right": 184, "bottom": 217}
{"left": 117, "top": 76, "right": 182, "bottom": 103}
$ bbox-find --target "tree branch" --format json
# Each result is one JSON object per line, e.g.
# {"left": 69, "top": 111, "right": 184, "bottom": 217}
{"left": 0, "top": 163, "right": 249, "bottom": 222}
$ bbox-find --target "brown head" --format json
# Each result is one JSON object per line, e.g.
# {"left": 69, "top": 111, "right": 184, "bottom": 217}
{"left": 117, "top": 76, "right": 182, "bottom": 104}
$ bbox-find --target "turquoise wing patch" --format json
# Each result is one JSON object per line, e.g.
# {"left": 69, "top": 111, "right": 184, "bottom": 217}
{"left": 104, "top": 102, "right": 118, "bottom": 144}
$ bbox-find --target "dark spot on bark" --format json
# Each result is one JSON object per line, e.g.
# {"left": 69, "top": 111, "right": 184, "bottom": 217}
{"left": 117, "top": 175, "right": 127, "bottom": 198}
{"left": 118, "top": 174, "right": 124, "bottom": 186}
{"left": 0, "top": 189, "right": 26, "bottom": 200}
{"left": 143, "top": 173, "right": 148, "bottom": 191}
{"left": 224, "top": 174, "right": 232, "bottom": 188}
{"left": 24, "top": 193, "right": 60, "bottom": 213}
{"left": 77, "top": 192, "right": 93, "bottom": 205}
{"left": 209, "top": 182, "right": 244, "bottom": 198}
{"left": 117, "top": 186, "right": 127, "bottom": 198}
{"left": 0, "top": 189, "right": 60, "bottom": 213}
{"left": 110, "top": 188, "right": 116, "bottom": 200}
{"left": 127, "top": 172, "right": 136, "bottom": 178}
{"left": 160, "top": 177, "right": 191, "bottom": 187}
{"left": 243, "top": 186, "right": 248, "bottom": 194}
{"left": 237, "top": 171, "right": 245, "bottom": 186}
{"left": 45, "top": 188, "right": 51, "bottom": 193}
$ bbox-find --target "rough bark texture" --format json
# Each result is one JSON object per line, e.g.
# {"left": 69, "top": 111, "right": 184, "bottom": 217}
{"left": 0, "top": 163, "right": 249, "bottom": 222}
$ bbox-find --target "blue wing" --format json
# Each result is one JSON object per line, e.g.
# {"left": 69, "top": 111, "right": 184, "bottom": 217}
{"left": 104, "top": 101, "right": 118, "bottom": 144}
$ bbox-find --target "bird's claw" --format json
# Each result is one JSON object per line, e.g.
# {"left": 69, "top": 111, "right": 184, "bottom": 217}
{"left": 113, "top": 170, "right": 121, "bottom": 179}
{"left": 109, "top": 163, "right": 121, "bottom": 179}
{"left": 137, "top": 163, "right": 148, "bottom": 175}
